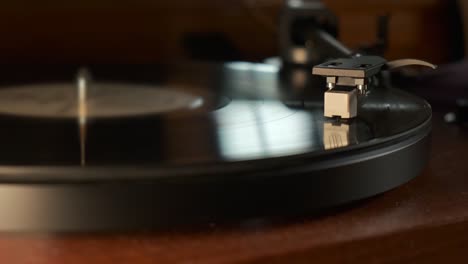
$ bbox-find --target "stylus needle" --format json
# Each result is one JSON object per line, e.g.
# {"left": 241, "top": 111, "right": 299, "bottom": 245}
{"left": 77, "top": 68, "right": 89, "bottom": 166}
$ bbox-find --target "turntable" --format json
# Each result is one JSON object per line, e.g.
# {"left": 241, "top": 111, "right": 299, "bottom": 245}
{"left": 0, "top": 0, "right": 435, "bottom": 231}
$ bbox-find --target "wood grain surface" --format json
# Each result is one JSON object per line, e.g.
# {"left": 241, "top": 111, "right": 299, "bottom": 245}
{"left": 0, "top": 111, "right": 465, "bottom": 263}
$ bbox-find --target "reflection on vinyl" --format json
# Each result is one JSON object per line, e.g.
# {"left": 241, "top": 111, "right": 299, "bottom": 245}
{"left": 323, "top": 121, "right": 357, "bottom": 150}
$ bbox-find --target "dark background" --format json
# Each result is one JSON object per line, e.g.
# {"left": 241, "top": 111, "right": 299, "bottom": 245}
{"left": 0, "top": 0, "right": 464, "bottom": 64}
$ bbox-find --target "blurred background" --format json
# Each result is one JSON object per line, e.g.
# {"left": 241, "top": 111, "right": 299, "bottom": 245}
{"left": 0, "top": 0, "right": 465, "bottom": 64}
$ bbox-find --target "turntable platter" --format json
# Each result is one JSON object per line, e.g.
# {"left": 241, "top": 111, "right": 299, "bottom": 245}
{"left": 0, "top": 63, "right": 431, "bottom": 231}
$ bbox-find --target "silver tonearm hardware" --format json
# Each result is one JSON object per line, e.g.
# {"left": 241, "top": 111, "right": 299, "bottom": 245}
{"left": 312, "top": 56, "right": 437, "bottom": 119}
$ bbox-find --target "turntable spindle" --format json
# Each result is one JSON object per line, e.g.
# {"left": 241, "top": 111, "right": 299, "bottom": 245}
{"left": 76, "top": 68, "right": 90, "bottom": 166}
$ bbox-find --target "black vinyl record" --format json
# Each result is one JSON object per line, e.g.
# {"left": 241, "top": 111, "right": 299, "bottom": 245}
{"left": 0, "top": 62, "right": 431, "bottom": 231}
